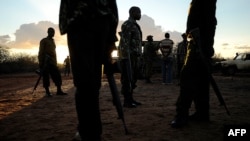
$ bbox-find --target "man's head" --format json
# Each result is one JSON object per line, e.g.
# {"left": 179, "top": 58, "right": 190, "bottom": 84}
{"left": 129, "top": 6, "right": 141, "bottom": 21}
{"left": 181, "top": 33, "right": 187, "bottom": 40}
{"left": 165, "top": 33, "right": 170, "bottom": 38}
{"left": 146, "top": 35, "right": 153, "bottom": 42}
{"left": 47, "top": 27, "right": 55, "bottom": 38}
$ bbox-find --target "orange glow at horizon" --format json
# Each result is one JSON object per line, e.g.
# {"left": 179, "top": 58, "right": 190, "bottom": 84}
{"left": 10, "top": 45, "right": 69, "bottom": 64}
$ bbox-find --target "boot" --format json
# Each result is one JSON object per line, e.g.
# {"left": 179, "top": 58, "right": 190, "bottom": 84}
{"left": 145, "top": 78, "right": 152, "bottom": 83}
{"left": 56, "top": 86, "right": 67, "bottom": 95}
{"left": 123, "top": 98, "right": 136, "bottom": 108}
{"left": 45, "top": 87, "right": 52, "bottom": 97}
{"left": 189, "top": 112, "right": 210, "bottom": 122}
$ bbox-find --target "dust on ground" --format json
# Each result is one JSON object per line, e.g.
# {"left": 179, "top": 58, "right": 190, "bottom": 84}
{"left": 0, "top": 72, "right": 250, "bottom": 141}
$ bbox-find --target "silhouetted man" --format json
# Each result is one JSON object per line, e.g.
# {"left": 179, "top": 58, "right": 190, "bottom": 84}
{"left": 171, "top": 0, "right": 217, "bottom": 128}
{"left": 63, "top": 56, "right": 70, "bottom": 76}
{"left": 118, "top": 6, "right": 142, "bottom": 108}
{"left": 59, "top": 0, "right": 119, "bottom": 140}
{"left": 38, "top": 27, "right": 67, "bottom": 97}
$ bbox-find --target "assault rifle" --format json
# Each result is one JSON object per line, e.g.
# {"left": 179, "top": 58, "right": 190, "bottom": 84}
{"left": 189, "top": 28, "right": 230, "bottom": 116}
{"left": 125, "top": 48, "right": 133, "bottom": 93}
{"left": 32, "top": 55, "right": 49, "bottom": 95}
{"left": 104, "top": 57, "right": 128, "bottom": 134}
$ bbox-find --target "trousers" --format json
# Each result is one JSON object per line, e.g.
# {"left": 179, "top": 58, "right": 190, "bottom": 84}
{"left": 175, "top": 40, "right": 210, "bottom": 119}
{"left": 42, "top": 64, "right": 62, "bottom": 88}
{"left": 67, "top": 16, "right": 112, "bottom": 140}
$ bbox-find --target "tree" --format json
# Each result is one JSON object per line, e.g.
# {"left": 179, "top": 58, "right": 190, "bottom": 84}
{"left": 0, "top": 46, "right": 10, "bottom": 63}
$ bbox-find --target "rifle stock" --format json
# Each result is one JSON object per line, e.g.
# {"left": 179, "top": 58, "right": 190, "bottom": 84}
{"left": 190, "top": 28, "right": 230, "bottom": 116}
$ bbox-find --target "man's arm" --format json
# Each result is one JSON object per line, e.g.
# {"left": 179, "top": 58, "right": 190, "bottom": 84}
{"left": 38, "top": 39, "right": 45, "bottom": 68}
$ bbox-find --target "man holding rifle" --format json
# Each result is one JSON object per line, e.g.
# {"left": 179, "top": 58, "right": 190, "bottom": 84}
{"left": 59, "top": 0, "right": 122, "bottom": 140}
{"left": 171, "top": 0, "right": 218, "bottom": 128}
{"left": 38, "top": 27, "right": 67, "bottom": 97}
{"left": 118, "top": 6, "right": 142, "bottom": 108}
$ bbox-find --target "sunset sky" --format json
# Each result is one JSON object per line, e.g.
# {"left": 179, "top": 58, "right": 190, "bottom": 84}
{"left": 0, "top": 0, "right": 250, "bottom": 63}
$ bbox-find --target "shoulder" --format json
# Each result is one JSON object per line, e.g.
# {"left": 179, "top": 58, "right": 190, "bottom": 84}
{"left": 40, "top": 37, "right": 51, "bottom": 43}
{"left": 160, "top": 39, "right": 166, "bottom": 42}
{"left": 40, "top": 37, "right": 46, "bottom": 42}
{"left": 167, "top": 38, "right": 174, "bottom": 43}
{"left": 170, "top": 39, "right": 174, "bottom": 44}
{"left": 166, "top": 39, "right": 174, "bottom": 45}
{"left": 40, "top": 38, "right": 47, "bottom": 45}
{"left": 122, "top": 20, "right": 135, "bottom": 28}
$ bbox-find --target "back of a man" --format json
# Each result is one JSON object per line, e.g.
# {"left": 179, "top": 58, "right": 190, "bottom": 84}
{"left": 143, "top": 35, "right": 158, "bottom": 83}
{"left": 160, "top": 38, "right": 173, "bottom": 60}
{"left": 159, "top": 33, "right": 174, "bottom": 84}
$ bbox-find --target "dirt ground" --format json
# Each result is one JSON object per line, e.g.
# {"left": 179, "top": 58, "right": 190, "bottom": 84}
{"left": 0, "top": 72, "right": 250, "bottom": 141}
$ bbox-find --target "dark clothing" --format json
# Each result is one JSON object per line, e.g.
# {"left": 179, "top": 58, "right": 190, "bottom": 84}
{"left": 176, "top": 41, "right": 210, "bottom": 118}
{"left": 38, "top": 37, "right": 57, "bottom": 67}
{"left": 42, "top": 63, "right": 62, "bottom": 88}
{"left": 176, "top": 40, "right": 187, "bottom": 77}
{"left": 175, "top": 0, "right": 217, "bottom": 121}
{"left": 186, "top": 0, "right": 217, "bottom": 58}
{"left": 64, "top": 57, "right": 71, "bottom": 76}
{"left": 161, "top": 57, "right": 173, "bottom": 84}
{"left": 38, "top": 37, "right": 62, "bottom": 88}
{"left": 120, "top": 54, "right": 139, "bottom": 102}
{"left": 59, "top": 0, "right": 118, "bottom": 140}
{"left": 118, "top": 17, "right": 142, "bottom": 59}
{"left": 118, "top": 16, "right": 142, "bottom": 104}
{"left": 143, "top": 41, "right": 158, "bottom": 81}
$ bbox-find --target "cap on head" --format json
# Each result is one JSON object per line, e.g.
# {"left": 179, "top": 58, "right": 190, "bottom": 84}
{"left": 146, "top": 35, "right": 153, "bottom": 41}
{"left": 181, "top": 33, "right": 186, "bottom": 37}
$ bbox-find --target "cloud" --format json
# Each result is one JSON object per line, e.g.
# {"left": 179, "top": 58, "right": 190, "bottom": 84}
{"left": 0, "top": 35, "right": 11, "bottom": 45}
{"left": 234, "top": 45, "right": 250, "bottom": 50}
{"left": 222, "top": 43, "right": 229, "bottom": 46}
{"left": 2, "top": 15, "right": 183, "bottom": 51}
{"left": 13, "top": 21, "right": 65, "bottom": 49}
{"left": 118, "top": 14, "right": 183, "bottom": 45}
{"left": 0, "top": 21, "right": 65, "bottom": 50}
{"left": 218, "top": 43, "right": 250, "bottom": 58}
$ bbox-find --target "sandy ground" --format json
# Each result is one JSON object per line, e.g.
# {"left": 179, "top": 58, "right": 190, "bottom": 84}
{"left": 0, "top": 72, "right": 250, "bottom": 141}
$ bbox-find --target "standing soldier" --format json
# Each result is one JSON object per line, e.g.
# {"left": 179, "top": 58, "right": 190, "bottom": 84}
{"left": 63, "top": 55, "right": 70, "bottom": 76}
{"left": 38, "top": 27, "right": 67, "bottom": 97}
{"left": 143, "top": 35, "right": 158, "bottom": 83}
{"left": 118, "top": 6, "right": 142, "bottom": 108}
{"left": 171, "top": 0, "right": 217, "bottom": 128}
{"left": 176, "top": 33, "right": 187, "bottom": 79}
{"left": 59, "top": 0, "right": 119, "bottom": 140}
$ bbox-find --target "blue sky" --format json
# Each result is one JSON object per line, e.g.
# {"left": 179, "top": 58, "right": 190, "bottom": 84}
{"left": 0, "top": 0, "right": 250, "bottom": 63}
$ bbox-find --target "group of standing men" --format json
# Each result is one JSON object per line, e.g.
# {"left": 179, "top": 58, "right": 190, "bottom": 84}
{"left": 37, "top": 0, "right": 218, "bottom": 140}
{"left": 142, "top": 32, "right": 185, "bottom": 85}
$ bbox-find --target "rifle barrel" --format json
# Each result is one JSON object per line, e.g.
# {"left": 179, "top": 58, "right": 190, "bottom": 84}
{"left": 32, "top": 75, "right": 42, "bottom": 95}
{"left": 106, "top": 69, "right": 128, "bottom": 134}
{"left": 190, "top": 28, "right": 230, "bottom": 116}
